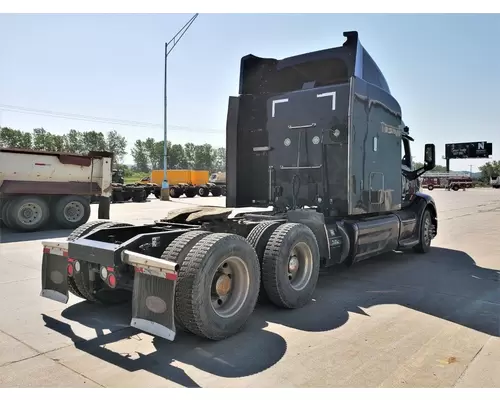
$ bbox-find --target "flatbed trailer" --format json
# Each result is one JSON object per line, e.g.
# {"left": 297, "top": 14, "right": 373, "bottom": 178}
{"left": 40, "top": 31, "right": 438, "bottom": 342}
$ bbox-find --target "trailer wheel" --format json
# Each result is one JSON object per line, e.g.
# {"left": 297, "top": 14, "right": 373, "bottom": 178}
{"left": 1, "top": 199, "right": 14, "bottom": 229}
{"left": 176, "top": 233, "right": 260, "bottom": 340}
{"left": 72, "top": 222, "right": 133, "bottom": 304}
{"left": 52, "top": 195, "right": 91, "bottom": 230}
{"left": 7, "top": 196, "right": 50, "bottom": 232}
{"left": 161, "top": 230, "right": 212, "bottom": 332}
{"left": 427, "top": 185, "right": 434, "bottom": 191}
{"left": 452, "top": 184, "right": 460, "bottom": 191}
{"left": 261, "top": 223, "right": 320, "bottom": 309}
{"left": 66, "top": 220, "right": 115, "bottom": 299}
{"left": 413, "top": 208, "right": 434, "bottom": 254}
{"left": 169, "top": 186, "right": 182, "bottom": 198}
{"left": 198, "top": 186, "right": 209, "bottom": 197}
{"left": 210, "top": 186, "right": 222, "bottom": 197}
{"left": 246, "top": 221, "right": 282, "bottom": 303}
{"left": 112, "top": 186, "right": 124, "bottom": 203}
{"left": 185, "top": 187, "right": 197, "bottom": 198}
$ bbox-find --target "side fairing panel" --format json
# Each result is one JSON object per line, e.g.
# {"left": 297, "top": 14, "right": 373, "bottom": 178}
{"left": 348, "top": 77, "right": 403, "bottom": 215}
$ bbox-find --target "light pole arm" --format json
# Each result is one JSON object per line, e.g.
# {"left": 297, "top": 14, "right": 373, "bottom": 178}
{"left": 162, "top": 13, "right": 199, "bottom": 197}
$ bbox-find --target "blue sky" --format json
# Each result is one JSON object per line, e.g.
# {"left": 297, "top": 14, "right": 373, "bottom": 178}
{"left": 0, "top": 13, "right": 498, "bottom": 170}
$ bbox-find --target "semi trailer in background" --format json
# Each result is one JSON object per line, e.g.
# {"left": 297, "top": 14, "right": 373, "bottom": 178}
{"left": 144, "top": 169, "right": 225, "bottom": 198}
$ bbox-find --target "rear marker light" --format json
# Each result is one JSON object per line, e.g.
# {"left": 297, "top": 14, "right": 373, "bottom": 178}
{"left": 107, "top": 274, "right": 116, "bottom": 288}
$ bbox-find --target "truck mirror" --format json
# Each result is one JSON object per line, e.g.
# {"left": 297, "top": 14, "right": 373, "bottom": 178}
{"left": 424, "top": 144, "right": 436, "bottom": 170}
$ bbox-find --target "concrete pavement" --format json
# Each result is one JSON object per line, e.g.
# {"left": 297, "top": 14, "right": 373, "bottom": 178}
{"left": 0, "top": 189, "right": 499, "bottom": 387}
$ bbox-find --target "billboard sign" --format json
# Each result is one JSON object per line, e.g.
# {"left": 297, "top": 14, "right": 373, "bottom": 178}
{"left": 445, "top": 141, "right": 493, "bottom": 159}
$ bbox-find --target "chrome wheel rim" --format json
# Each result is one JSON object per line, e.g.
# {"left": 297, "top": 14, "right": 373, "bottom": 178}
{"left": 210, "top": 256, "right": 250, "bottom": 318}
{"left": 288, "top": 242, "right": 313, "bottom": 291}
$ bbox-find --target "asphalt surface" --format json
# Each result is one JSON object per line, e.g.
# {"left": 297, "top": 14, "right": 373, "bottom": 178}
{"left": 0, "top": 189, "right": 499, "bottom": 388}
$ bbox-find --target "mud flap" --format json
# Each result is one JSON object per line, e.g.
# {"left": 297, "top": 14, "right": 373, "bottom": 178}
{"left": 122, "top": 250, "right": 179, "bottom": 342}
{"left": 40, "top": 240, "right": 70, "bottom": 304}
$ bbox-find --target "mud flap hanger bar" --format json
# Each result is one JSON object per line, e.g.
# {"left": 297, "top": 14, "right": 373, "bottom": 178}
{"left": 121, "top": 250, "right": 178, "bottom": 277}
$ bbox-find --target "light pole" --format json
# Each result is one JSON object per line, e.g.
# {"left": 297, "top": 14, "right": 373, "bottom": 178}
{"left": 161, "top": 13, "right": 199, "bottom": 201}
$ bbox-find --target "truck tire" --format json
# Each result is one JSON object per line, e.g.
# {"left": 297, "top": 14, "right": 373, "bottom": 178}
{"left": 452, "top": 184, "right": 459, "bottom": 191}
{"left": 71, "top": 221, "right": 133, "bottom": 304}
{"left": 112, "top": 186, "right": 124, "bottom": 203}
{"left": 132, "top": 188, "right": 145, "bottom": 202}
{"left": 1, "top": 199, "right": 14, "bottom": 229}
{"left": 222, "top": 187, "right": 227, "bottom": 196}
{"left": 210, "top": 186, "right": 222, "bottom": 197}
{"left": 176, "top": 233, "right": 260, "bottom": 340}
{"left": 246, "top": 221, "right": 282, "bottom": 303}
{"left": 52, "top": 195, "right": 91, "bottom": 230}
{"left": 66, "top": 220, "right": 114, "bottom": 299}
{"left": 261, "top": 223, "right": 320, "bottom": 309}
{"left": 413, "top": 208, "right": 433, "bottom": 254}
{"left": 198, "top": 186, "right": 209, "bottom": 197}
{"left": 169, "top": 186, "right": 182, "bottom": 198}
{"left": 161, "top": 230, "right": 212, "bottom": 332}
{"left": 185, "top": 186, "right": 197, "bottom": 198}
{"left": 8, "top": 196, "right": 50, "bottom": 232}
{"left": 427, "top": 185, "right": 434, "bottom": 191}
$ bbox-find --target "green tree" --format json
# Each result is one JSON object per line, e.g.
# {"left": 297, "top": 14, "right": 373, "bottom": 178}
{"left": 131, "top": 139, "right": 150, "bottom": 172}
{"left": 105, "top": 130, "right": 128, "bottom": 163}
{"left": 479, "top": 161, "right": 500, "bottom": 181}
{"left": 63, "top": 129, "right": 85, "bottom": 153}
{"left": 169, "top": 143, "right": 187, "bottom": 169}
{"left": 194, "top": 143, "right": 214, "bottom": 170}
{"left": 212, "top": 147, "right": 226, "bottom": 172}
{"left": 81, "top": 130, "right": 106, "bottom": 152}
{"left": 184, "top": 142, "right": 196, "bottom": 169}
{"left": 0, "top": 127, "right": 32, "bottom": 149}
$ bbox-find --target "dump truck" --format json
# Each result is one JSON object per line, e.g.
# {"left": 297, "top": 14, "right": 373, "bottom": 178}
{"left": 148, "top": 169, "right": 223, "bottom": 198}
{"left": 0, "top": 148, "right": 113, "bottom": 232}
{"left": 39, "top": 31, "right": 438, "bottom": 342}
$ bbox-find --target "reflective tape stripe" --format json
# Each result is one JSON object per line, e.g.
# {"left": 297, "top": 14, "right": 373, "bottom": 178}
{"left": 43, "top": 246, "right": 68, "bottom": 257}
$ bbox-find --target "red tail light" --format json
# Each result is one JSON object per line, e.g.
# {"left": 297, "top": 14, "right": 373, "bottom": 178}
{"left": 107, "top": 274, "right": 117, "bottom": 288}
{"left": 67, "top": 263, "right": 74, "bottom": 277}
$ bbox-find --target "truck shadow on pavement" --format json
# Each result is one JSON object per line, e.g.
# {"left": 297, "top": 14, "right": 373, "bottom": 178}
{"left": 0, "top": 227, "right": 73, "bottom": 244}
{"left": 41, "top": 247, "right": 499, "bottom": 388}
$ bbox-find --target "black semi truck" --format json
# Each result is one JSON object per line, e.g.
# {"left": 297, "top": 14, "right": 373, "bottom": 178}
{"left": 40, "top": 31, "right": 437, "bottom": 342}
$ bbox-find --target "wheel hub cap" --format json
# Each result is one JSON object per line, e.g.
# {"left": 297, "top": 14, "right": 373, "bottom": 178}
{"left": 18, "top": 203, "right": 42, "bottom": 225}
{"left": 215, "top": 274, "right": 232, "bottom": 296}
{"left": 288, "top": 256, "right": 299, "bottom": 273}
